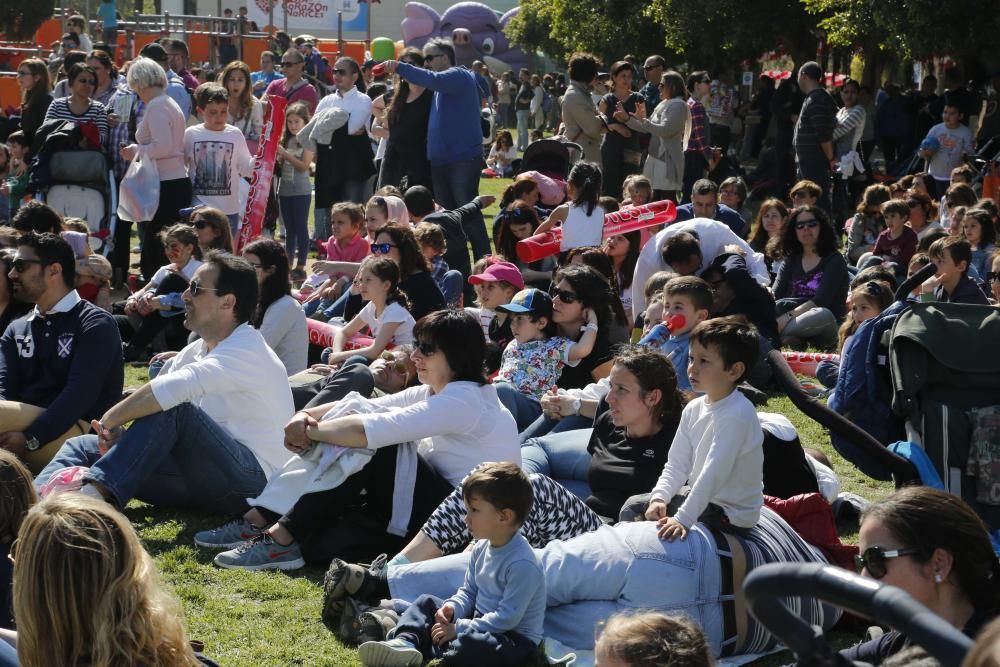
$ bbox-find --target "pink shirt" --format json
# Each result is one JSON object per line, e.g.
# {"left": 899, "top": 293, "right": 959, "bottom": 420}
{"left": 326, "top": 234, "right": 369, "bottom": 276}
{"left": 265, "top": 79, "right": 319, "bottom": 113}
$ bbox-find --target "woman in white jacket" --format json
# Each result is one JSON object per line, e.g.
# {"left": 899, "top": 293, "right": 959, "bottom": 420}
{"left": 618, "top": 71, "right": 690, "bottom": 202}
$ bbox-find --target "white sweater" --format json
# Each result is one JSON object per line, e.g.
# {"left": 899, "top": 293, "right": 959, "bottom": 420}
{"left": 649, "top": 389, "right": 764, "bottom": 529}
{"left": 361, "top": 381, "right": 520, "bottom": 486}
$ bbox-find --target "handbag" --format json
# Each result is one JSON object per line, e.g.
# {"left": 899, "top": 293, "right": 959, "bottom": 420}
{"left": 116, "top": 149, "right": 160, "bottom": 222}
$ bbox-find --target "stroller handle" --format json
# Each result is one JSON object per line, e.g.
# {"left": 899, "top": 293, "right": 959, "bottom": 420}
{"left": 766, "top": 350, "right": 919, "bottom": 486}
{"left": 744, "top": 563, "right": 974, "bottom": 667}
{"left": 895, "top": 262, "right": 937, "bottom": 303}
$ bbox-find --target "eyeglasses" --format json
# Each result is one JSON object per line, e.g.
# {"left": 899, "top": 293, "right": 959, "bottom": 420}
{"left": 854, "top": 545, "right": 920, "bottom": 579}
{"left": 192, "top": 219, "right": 209, "bottom": 229}
{"left": 280, "top": 61, "right": 301, "bottom": 68}
{"left": 188, "top": 279, "right": 222, "bottom": 297}
{"left": 371, "top": 242, "right": 398, "bottom": 255}
{"left": 795, "top": 220, "right": 820, "bottom": 230}
{"left": 11, "top": 258, "right": 42, "bottom": 273}
{"left": 333, "top": 68, "right": 348, "bottom": 76}
{"left": 415, "top": 340, "right": 438, "bottom": 356}
{"left": 550, "top": 288, "right": 579, "bottom": 304}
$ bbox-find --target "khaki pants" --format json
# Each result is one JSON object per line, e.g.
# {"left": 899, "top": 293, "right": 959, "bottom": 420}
{"left": 0, "top": 401, "right": 89, "bottom": 474}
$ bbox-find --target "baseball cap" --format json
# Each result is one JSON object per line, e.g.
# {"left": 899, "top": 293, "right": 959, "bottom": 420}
{"left": 139, "top": 42, "right": 168, "bottom": 63}
{"left": 496, "top": 288, "right": 553, "bottom": 318}
{"left": 467, "top": 261, "right": 525, "bottom": 290}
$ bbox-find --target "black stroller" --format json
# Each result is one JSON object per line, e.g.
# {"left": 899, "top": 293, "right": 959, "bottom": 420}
{"left": 514, "top": 137, "right": 583, "bottom": 181}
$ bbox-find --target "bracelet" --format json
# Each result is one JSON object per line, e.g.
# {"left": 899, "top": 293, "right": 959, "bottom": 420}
{"left": 580, "top": 323, "right": 599, "bottom": 332}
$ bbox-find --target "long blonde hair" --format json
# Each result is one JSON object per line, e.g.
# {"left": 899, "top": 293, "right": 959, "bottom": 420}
{"left": 13, "top": 494, "right": 201, "bottom": 667}
{"left": 219, "top": 60, "right": 255, "bottom": 121}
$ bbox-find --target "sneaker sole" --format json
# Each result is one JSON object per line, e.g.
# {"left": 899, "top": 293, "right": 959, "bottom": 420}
{"left": 213, "top": 555, "right": 306, "bottom": 571}
{"left": 194, "top": 537, "right": 248, "bottom": 549}
{"left": 357, "top": 642, "right": 422, "bottom": 667}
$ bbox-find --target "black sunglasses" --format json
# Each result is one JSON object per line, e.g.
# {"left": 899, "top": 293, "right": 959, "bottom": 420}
{"left": 550, "top": 288, "right": 579, "bottom": 304}
{"left": 854, "top": 545, "right": 920, "bottom": 579}
{"left": 333, "top": 68, "right": 349, "bottom": 76}
{"left": 415, "top": 340, "right": 438, "bottom": 356}
{"left": 192, "top": 219, "right": 209, "bottom": 229}
{"left": 795, "top": 220, "right": 820, "bottom": 230}
{"left": 189, "top": 279, "right": 223, "bottom": 297}
{"left": 280, "top": 61, "right": 300, "bottom": 68}
{"left": 11, "top": 258, "right": 43, "bottom": 273}
{"left": 371, "top": 242, "right": 398, "bottom": 255}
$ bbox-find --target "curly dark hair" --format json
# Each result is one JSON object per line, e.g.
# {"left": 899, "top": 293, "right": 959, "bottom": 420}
{"left": 781, "top": 206, "right": 839, "bottom": 258}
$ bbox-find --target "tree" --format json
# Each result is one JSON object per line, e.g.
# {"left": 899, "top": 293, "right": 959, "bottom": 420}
{"left": 0, "top": 0, "right": 55, "bottom": 41}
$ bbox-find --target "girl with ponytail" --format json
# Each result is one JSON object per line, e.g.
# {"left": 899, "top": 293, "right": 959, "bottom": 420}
{"left": 324, "top": 255, "right": 415, "bottom": 366}
{"left": 536, "top": 162, "right": 607, "bottom": 253}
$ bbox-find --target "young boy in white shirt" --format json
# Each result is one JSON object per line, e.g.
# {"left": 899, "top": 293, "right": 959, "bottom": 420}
{"left": 644, "top": 316, "right": 764, "bottom": 540}
{"left": 184, "top": 83, "right": 254, "bottom": 238}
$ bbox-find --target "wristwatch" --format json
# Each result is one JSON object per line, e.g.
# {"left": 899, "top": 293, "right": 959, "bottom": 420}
{"left": 24, "top": 435, "right": 40, "bottom": 452}
{"left": 572, "top": 398, "right": 582, "bottom": 416}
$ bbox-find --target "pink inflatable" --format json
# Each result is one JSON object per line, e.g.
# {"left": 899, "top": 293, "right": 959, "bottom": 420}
{"left": 306, "top": 319, "right": 379, "bottom": 351}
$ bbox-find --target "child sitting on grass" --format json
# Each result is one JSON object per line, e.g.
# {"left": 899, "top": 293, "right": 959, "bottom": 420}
{"left": 638, "top": 276, "right": 713, "bottom": 392}
{"left": 492, "top": 288, "right": 598, "bottom": 430}
{"left": 414, "top": 221, "right": 462, "bottom": 308}
{"left": 817, "top": 280, "right": 893, "bottom": 389}
{"left": 637, "top": 317, "right": 764, "bottom": 538}
{"left": 871, "top": 199, "right": 918, "bottom": 272}
{"left": 359, "top": 462, "right": 545, "bottom": 667}
{"left": 928, "top": 236, "right": 990, "bottom": 305}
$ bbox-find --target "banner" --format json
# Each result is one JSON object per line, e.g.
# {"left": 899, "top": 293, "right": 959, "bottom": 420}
{"left": 237, "top": 96, "right": 286, "bottom": 254}
{"left": 247, "top": 0, "right": 368, "bottom": 34}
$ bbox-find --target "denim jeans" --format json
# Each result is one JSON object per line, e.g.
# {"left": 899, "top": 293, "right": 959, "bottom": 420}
{"left": 516, "top": 110, "right": 530, "bottom": 151}
{"left": 280, "top": 194, "right": 312, "bottom": 267}
{"left": 391, "top": 594, "right": 539, "bottom": 666}
{"left": 0, "top": 641, "right": 14, "bottom": 667}
{"left": 520, "top": 429, "right": 593, "bottom": 501}
{"left": 35, "top": 403, "right": 268, "bottom": 515}
{"left": 494, "top": 382, "right": 544, "bottom": 433}
{"left": 431, "top": 159, "right": 484, "bottom": 222}
{"left": 518, "top": 413, "right": 593, "bottom": 442}
{"left": 387, "top": 522, "right": 725, "bottom": 652}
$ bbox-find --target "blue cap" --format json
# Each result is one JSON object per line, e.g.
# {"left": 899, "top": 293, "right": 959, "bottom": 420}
{"left": 496, "top": 288, "right": 553, "bottom": 318}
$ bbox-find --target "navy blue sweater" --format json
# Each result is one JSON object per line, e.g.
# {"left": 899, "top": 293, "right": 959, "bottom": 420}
{"left": 395, "top": 62, "right": 483, "bottom": 165}
{"left": 0, "top": 297, "right": 124, "bottom": 444}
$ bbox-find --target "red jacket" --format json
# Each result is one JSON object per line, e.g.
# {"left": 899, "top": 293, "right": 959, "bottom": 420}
{"left": 765, "top": 493, "right": 858, "bottom": 571}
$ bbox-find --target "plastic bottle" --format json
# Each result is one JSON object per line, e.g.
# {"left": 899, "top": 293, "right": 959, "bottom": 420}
{"left": 919, "top": 276, "right": 940, "bottom": 303}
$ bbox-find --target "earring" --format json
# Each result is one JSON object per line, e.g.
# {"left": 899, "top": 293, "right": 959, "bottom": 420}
{"left": 934, "top": 573, "right": 943, "bottom": 583}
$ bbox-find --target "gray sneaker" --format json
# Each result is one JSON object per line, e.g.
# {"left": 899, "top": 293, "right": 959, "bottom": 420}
{"left": 213, "top": 534, "right": 305, "bottom": 571}
{"left": 194, "top": 519, "right": 263, "bottom": 549}
{"left": 357, "top": 639, "right": 422, "bottom": 667}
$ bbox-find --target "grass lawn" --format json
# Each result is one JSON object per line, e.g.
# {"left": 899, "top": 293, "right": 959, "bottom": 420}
{"left": 118, "top": 175, "right": 893, "bottom": 666}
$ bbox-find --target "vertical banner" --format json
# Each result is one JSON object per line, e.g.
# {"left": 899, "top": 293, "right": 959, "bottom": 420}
{"left": 237, "top": 96, "right": 287, "bottom": 254}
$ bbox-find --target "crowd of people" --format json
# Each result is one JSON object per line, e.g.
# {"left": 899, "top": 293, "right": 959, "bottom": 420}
{"left": 0, "top": 17, "right": 999, "bottom": 667}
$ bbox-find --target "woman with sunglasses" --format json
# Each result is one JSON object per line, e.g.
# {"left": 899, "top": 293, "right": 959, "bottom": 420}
{"left": 14, "top": 59, "right": 52, "bottom": 149}
{"left": 202, "top": 310, "right": 520, "bottom": 571}
{"left": 773, "top": 206, "right": 849, "bottom": 349}
{"left": 492, "top": 201, "right": 556, "bottom": 289}
{"left": 190, "top": 206, "right": 235, "bottom": 253}
{"left": 376, "top": 48, "right": 433, "bottom": 193}
{"left": 243, "top": 238, "right": 308, "bottom": 376}
{"left": 842, "top": 486, "right": 1000, "bottom": 665}
{"left": 43, "top": 63, "right": 110, "bottom": 147}
{"left": 262, "top": 48, "right": 318, "bottom": 112}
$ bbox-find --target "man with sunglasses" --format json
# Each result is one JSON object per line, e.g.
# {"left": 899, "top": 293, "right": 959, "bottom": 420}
{"left": 384, "top": 38, "right": 486, "bottom": 216}
{"left": 251, "top": 51, "right": 283, "bottom": 99}
{"left": 290, "top": 346, "right": 418, "bottom": 412}
{"left": 0, "top": 233, "right": 123, "bottom": 473}
{"left": 34, "top": 253, "right": 294, "bottom": 516}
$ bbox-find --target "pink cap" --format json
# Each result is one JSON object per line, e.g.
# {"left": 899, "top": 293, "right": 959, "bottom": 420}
{"left": 468, "top": 261, "right": 525, "bottom": 289}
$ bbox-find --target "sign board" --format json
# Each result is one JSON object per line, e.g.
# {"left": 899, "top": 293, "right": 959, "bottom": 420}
{"left": 247, "top": 0, "right": 368, "bottom": 34}
{"left": 742, "top": 71, "right": 754, "bottom": 87}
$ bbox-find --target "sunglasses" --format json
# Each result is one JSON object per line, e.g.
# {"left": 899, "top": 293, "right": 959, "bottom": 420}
{"left": 415, "top": 340, "right": 438, "bottom": 356}
{"left": 550, "top": 288, "right": 580, "bottom": 304}
{"left": 371, "top": 242, "right": 398, "bottom": 255}
{"left": 854, "top": 545, "right": 920, "bottom": 579}
{"left": 11, "top": 258, "right": 43, "bottom": 272}
{"left": 192, "top": 219, "right": 209, "bottom": 229}
{"left": 333, "top": 68, "right": 349, "bottom": 76}
{"left": 280, "top": 61, "right": 300, "bottom": 68}
{"left": 795, "top": 220, "right": 820, "bottom": 230}
{"left": 189, "top": 279, "right": 222, "bottom": 297}
{"left": 379, "top": 350, "right": 408, "bottom": 375}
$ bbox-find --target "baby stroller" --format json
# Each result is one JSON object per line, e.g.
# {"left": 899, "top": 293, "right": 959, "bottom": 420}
{"left": 38, "top": 149, "right": 118, "bottom": 256}
{"left": 515, "top": 137, "right": 583, "bottom": 179}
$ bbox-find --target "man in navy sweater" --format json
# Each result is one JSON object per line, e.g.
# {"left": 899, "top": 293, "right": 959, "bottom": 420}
{"left": 673, "top": 178, "right": 748, "bottom": 237}
{"left": 0, "top": 233, "right": 123, "bottom": 473}
{"left": 385, "top": 38, "right": 489, "bottom": 259}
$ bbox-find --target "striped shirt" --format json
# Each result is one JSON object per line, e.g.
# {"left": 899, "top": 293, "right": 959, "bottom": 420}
{"left": 686, "top": 97, "right": 713, "bottom": 161}
{"left": 44, "top": 97, "right": 110, "bottom": 145}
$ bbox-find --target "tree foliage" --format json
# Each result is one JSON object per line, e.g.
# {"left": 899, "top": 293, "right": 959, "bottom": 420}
{"left": 0, "top": 0, "right": 56, "bottom": 41}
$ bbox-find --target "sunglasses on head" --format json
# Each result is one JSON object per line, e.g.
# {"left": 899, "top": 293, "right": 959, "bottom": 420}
{"left": 550, "top": 288, "right": 579, "bottom": 304}
{"left": 854, "top": 545, "right": 920, "bottom": 579}
{"left": 415, "top": 340, "right": 438, "bottom": 356}
{"left": 11, "top": 258, "right": 43, "bottom": 273}
{"left": 795, "top": 219, "right": 819, "bottom": 230}
{"left": 371, "top": 242, "right": 398, "bottom": 255}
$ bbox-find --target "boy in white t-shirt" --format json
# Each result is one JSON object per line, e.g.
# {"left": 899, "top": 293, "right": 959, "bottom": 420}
{"left": 920, "top": 103, "right": 974, "bottom": 199}
{"left": 643, "top": 316, "right": 764, "bottom": 539}
{"left": 184, "top": 83, "right": 254, "bottom": 238}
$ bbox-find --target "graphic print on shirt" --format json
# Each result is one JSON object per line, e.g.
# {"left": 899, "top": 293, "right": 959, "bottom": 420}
{"left": 15, "top": 334, "right": 33, "bottom": 358}
{"left": 192, "top": 141, "right": 234, "bottom": 196}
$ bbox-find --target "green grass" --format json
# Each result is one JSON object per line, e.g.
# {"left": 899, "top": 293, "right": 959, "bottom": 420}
{"left": 115, "top": 176, "right": 894, "bottom": 666}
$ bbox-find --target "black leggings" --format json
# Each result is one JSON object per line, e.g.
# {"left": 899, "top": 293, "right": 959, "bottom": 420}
{"left": 257, "top": 446, "right": 455, "bottom": 564}
{"left": 140, "top": 177, "right": 192, "bottom": 283}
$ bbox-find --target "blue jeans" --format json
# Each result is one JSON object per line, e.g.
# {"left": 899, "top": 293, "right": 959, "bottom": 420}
{"left": 391, "top": 594, "right": 539, "bottom": 665}
{"left": 494, "top": 382, "right": 544, "bottom": 433}
{"left": 431, "top": 158, "right": 483, "bottom": 226}
{"left": 280, "top": 194, "right": 312, "bottom": 267}
{"left": 35, "top": 403, "right": 268, "bottom": 515}
{"left": 520, "top": 429, "right": 593, "bottom": 501}
{"left": 519, "top": 413, "right": 592, "bottom": 442}
{"left": 387, "top": 522, "right": 725, "bottom": 652}
{"left": 0, "top": 641, "right": 14, "bottom": 667}
{"left": 516, "top": 109, "right": 530, "bottom": 151}
{"left": 317, "top": 288, "right": 352, "bottom": 319}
